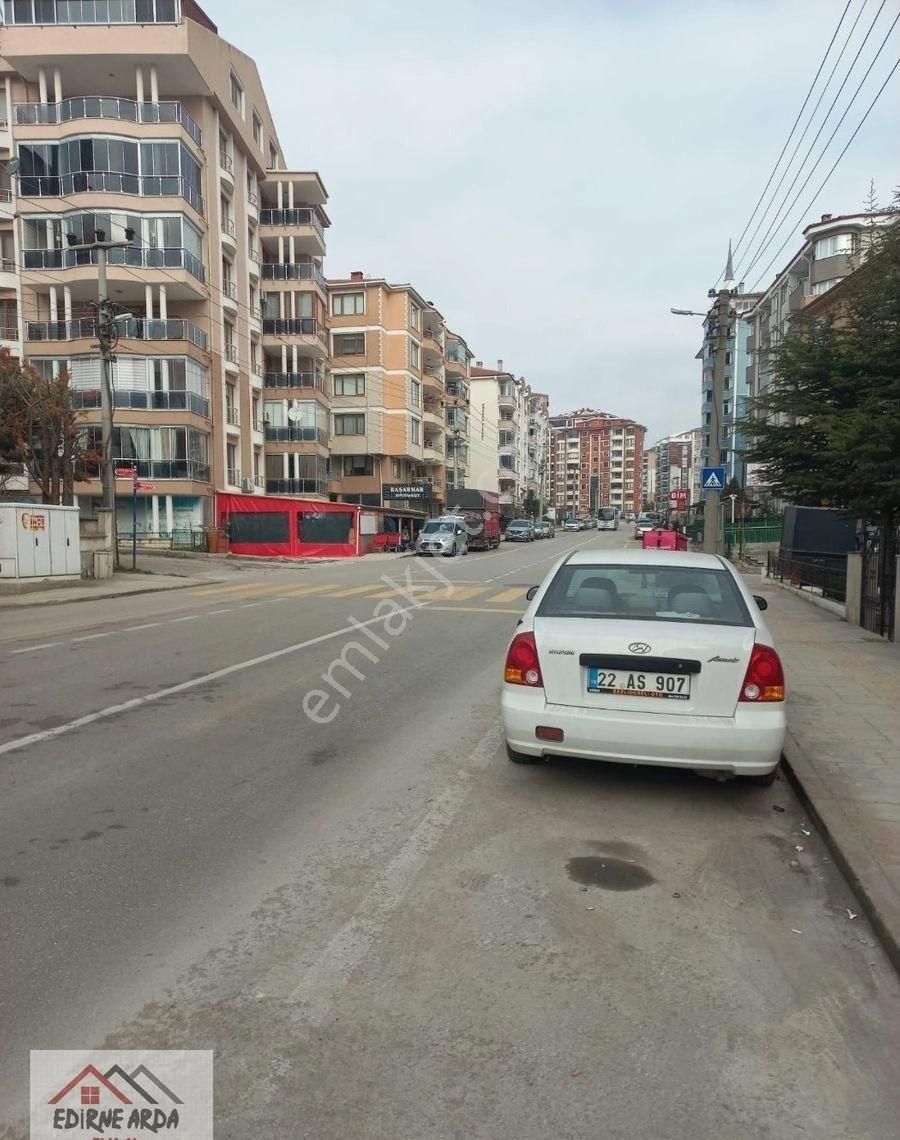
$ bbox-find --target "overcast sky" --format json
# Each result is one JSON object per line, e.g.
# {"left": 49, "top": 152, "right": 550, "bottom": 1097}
{"left": 213, "top": 0, "right": 899, "bottom": 444}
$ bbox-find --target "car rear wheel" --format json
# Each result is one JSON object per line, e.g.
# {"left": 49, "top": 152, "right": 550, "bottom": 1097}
{"left": 506, "top": 742, "right": 541, "bottom": 764}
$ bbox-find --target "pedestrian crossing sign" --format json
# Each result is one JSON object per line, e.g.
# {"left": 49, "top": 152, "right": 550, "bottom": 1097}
{"left": 700, "top": 466, "right": 726, "bottom": 491}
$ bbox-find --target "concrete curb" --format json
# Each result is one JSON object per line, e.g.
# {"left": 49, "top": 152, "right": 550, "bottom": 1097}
{"left": 780, "top": 731, "right": 900, "bottom": 975}
{"left": 0, "top": 578, "right": 205, "bottom": 610}
{"left": 765, "top": 576, "right": 846, "bottom": 618}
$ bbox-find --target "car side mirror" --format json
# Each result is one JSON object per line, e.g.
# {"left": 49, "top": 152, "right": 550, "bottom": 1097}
{"left": 753, "top": 595, "right": 768, "bottom": 611}
{"left": 526, "top": 585, "right": 539, "bottom": 601}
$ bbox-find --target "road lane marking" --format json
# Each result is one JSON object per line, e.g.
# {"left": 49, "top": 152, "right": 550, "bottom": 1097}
{"left": 123, "top": 622, "right": 164, "bottom": 631}
{"left": 287, "top": 723, "right": 503, "bottom": 1024}
{"left": 426, "top": 605, "right": 520, "bottom": 614}
{"left": 485, "top": 587, "right": 525, "bottom": 603}
{"left": 206, "top": 609, "right": 233, "bottom": 615}
{"left": 327, "top": 584, "right": 390, "bottom": 598}
{"left": 273, "top": 584, "right": 339, "bottom": 598}
{"left": 0, "top": 602, "right": 426, "bottom": 758}
{"left": 191, "top": 581, "right": 283, "bottom": 598}
{"left": 9, "top": 641, "right": 64, "bottom": 655}
{"left": 168, "top": 614, "right": 201, "bottom": 622}
{"left": 70, "top": 632, "right": 113, "bottom": 642}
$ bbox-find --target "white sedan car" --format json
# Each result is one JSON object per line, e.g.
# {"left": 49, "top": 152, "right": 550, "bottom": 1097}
{"left": 502, "top": 549, "right": 786, "bottom": 783}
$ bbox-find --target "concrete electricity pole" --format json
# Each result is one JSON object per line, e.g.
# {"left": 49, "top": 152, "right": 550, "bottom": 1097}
{"left": 65, "top": 228, "right": 135, "bottom": 565}
{"left": 702, "top": 288, "right": 734, "bottom": 555}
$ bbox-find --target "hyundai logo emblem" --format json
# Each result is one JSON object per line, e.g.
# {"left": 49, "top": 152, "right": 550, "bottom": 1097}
{"left": 628, "top": 642, "right": 652, "bottom": 654}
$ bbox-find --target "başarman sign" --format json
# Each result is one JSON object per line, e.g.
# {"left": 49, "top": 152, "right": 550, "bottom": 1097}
{"left": 382, "top": 483, "right": 433, "bottom": 501}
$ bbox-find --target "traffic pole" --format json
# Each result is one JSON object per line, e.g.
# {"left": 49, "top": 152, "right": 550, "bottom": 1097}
{"left": 702, "top": 289, "right": 732, "bottom": 555}
{"left": 132, "top": 472, "right": 137, "bottom": 571}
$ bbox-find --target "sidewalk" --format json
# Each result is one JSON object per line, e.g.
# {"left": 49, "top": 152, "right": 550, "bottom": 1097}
{"left": 755, "top": 575, "right": 900, "bottom": 970}
{"left": 0, "top": 571, "right": 204, "bottom": 609}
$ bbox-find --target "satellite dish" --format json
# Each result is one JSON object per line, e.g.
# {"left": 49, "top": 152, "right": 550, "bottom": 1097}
{"left": 287, "top": 405, "right": 301, "bottom": 422}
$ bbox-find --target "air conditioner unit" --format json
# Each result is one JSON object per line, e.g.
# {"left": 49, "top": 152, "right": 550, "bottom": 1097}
{"left": 241, "top": 477, "right": 254, "bottom": 493}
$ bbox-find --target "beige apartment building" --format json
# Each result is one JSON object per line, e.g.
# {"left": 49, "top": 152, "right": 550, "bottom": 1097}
{"left": 326, "top": 272, "right": 472, "bottom": 513}
{"left": 1, "top": 0, "right": 328, "bottom": 531}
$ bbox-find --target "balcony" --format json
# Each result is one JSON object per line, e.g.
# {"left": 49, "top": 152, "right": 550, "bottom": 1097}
{"left": 222, "top": 280, "right": 238, "bottom": 313}
{"left": 263, "top": 370, "right": 324, "bottom": 391}
{"left": 219, "top": 150, "right": 234, "bottom": 188}
{"left": 423, "top": 365, "right": 444, "bottom": 391}
{"left": 247, "top": 191, "right": 259, "bottom": 222}
{"left": 422, "top": 440, "right": 444, "bottom": 464}
{"left": 264, "top": 426, "right": 328, "bottom": 446}
{"left": 445, "top": 343, "right": 467, "bottom": 371}
{"left": 25, "top": 316, "right": 208, "bottom": 349}
{"left": 266, "top": 478, "right": 327, "bottom": 496}
{"left": 223, "top": 344, "right": 239, "bottom": 373}
{"left": 108, "top": 458, "right": 210, "bottom": 483}
{"left": 422, "top": 325, "right": 444, "bottom": 358}
{"left": 221, "top": 216, "right": 236, "bottom": 250}
{"left": 15, "top": 98, "right": 202, "bottom": 147}
{"left": 0, "top": 323, "right": 20, "bottom": 345}
{"left": 71, "top": 390, "right": 210, "bottom": 417}
{"left": 23, "top": 245, "right": 205, "bottom": 283}
{"left": 262, "top": 317, "right": 326, "bottom": 354}
{"left": 259, "top": 207, "right": 324, "bottom": 238}
{"left": 260, "top": 262, "right": 326, "bottom": 290}
{"left": 226, "top": 467, "right": 239, "bottom": 486}
{"left": 226, "top": 407, "right": 239, "bottom": 427}
{"left": 498, "top": 391, "right": 517, "bottom": 411}
{"left": 248, "top": 245, "right": 260, "bottom": 276}
{"left": 19, "top": 172, "right": 204, "bottom": 216}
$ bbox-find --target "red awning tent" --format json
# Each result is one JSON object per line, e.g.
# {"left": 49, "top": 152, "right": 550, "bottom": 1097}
{"left": 216, "top": 494, "right": 424, "bottom": 559}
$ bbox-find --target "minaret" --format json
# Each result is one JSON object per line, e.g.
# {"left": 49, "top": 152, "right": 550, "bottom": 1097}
{"left": 723, "top": 240, "right": 735, "bottom": 291}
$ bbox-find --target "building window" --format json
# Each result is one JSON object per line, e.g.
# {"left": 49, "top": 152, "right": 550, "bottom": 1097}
{"left": 705, "top": 412, "right": 711, "bottom": 425}
{"left": 409, "top": 301, "right": 421, "bottom": 331}
{"left": 331, "top": 291, "right": 365, "bottom": 316}
{"left": 229, "top": 71, "right": 244, "bottom": 116}
{"left": 392, "top": 458, "right": 402, "bottom": 479}
{"left": 268, "top": 142, "right": 279, "bottom": 169}
{"left": 409, "top": 339, "right": 420, "bottom": 370}
{"left": 342, "top": 455, "right": 374, "bottom": 476}
{"left": 812, "top": 277, "right": 842, "bottom": 296}
{"left": 80, "top": 1087, "right": 99, "bottom": 1106}
{"left": 814, "top": 232, "right": 857, "bottom": 260}
{"left": 334, "top": 373, "right": 365, "bottom": 397}
{"left": 252, "top": 112, "right": 262, "bottom": 147}
{"left": 334, "top": 413, "right": 365, "bottom": 436}
{"left": 332, "top": 332, "right": 365, "bottom": 355}
{"left": 410, "top": 379, "right": 421, "bottom": 408}
{"left": 410, "top": 417, "right": 421, "bottom": 445}
{"left": 226, "top": 442, "right": 238, "bottom": 482}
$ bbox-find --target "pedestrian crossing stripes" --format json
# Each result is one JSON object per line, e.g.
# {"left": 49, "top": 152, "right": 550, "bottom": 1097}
{"left": 190, "top": 579, "right": 527, "bottom": 609}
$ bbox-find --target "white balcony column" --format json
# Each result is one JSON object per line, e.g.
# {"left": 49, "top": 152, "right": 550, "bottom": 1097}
{"left": 276, "top": 182, "right": 283, "bottom": 209}
{"left": 165, "top": 494, "right": 174, "bottom": 535}
{"left": 49, "top": 286, "right": 58, "bottom": 324}
{"left": 281, "top": 398, "right": 288, "bottom": 421}
{"left": 292, "top": 453, "right": 300, "bottom": 480}
{"left": 288, "top": 236, "right": 295, "bottom": 264}
{"left": 277, "top": 236, "right": 284, "bottom": 264}
{"left": 287, "top": 182, "right": 294, "bottom": 209}
{"left": 135, "top": 67, "right": 145, "bottom": 104}
{"left": 151, "top": 494, "right": 160, "bottom": 533}
{"left": 52, "top": 68, "right": 62, "bottom": 103}
{"left": 291, "top": 345, "right": 298, "bottom": 372}
{"left": 279, "top": 291, "right": 285, "bottom": 319}
{"left": 149, "top": 65, "right": 159, "bottom": 105}
{"left": 62, "top": 285, "right": 72, "bottom": 324}
{"left": 145, "top": 285, "right": 154, "bottom": 319}
{"left": 282, "top": 452, "right": 289, "bottom": 479}
{"left": 158, "top": 285, "right": 168, "bottom": 321}
{"left": 38, "top": 69, "right": 48, "bottom": 105}
{"left": 281, "top": 345, "right": 288, "bottom": 372}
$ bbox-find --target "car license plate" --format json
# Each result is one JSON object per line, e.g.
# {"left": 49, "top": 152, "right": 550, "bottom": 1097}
{"left": 586, "top": 667, "right": 690, "bottom": 700}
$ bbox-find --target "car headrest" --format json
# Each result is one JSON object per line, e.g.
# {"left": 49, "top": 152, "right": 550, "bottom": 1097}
{"left": 579, "top": 575, "right": 618, "bottom": 595}
{"left": 574, "top": 586, "right": 616, "bottom": 611}
{"left": 669, "top": 589, "right": 714, "bottom": 617}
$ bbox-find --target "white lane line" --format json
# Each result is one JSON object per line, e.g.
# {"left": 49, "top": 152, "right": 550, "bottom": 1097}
{"left": 122, "top": 622, "right": 163, "bottom": 631}
{"left": 0, "top": 602, "right": 426, "bottom": 758}
{"left": 207, "top": 608, "right": 233, "bottom": 615}
{"left": 484, "top": 535, "right": 597, "bottom": 582}
{"left": 70, "top": 632, "right": 113, "bottom": 643}
{"left": 168, "top": 615, "right": 200, "bottom": 623}
{"left": 288, "top": 723, "right": 503, "bottom": 1024}
{"left": 239, "top": 601, "right": 266, "bottom": 609}
{"left": 9, "top": 641, "right": 64, "bottom": 655}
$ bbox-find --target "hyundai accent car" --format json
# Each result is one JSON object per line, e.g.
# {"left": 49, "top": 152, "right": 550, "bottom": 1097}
{"left": 501, "top": 550, "right": 785, "bottom": 783}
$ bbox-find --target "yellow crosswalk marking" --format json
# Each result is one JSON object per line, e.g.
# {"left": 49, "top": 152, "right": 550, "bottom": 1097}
{"left": 489, "top": 587, "right": 527, "bottom": 603}
{"left": 274, "top": 583, "right": 340, "bottom": 598}
{"left": 367, "top": 582, "right": 446, "bottom": 600}
{"left": 439, "top": 586, "right": 491, "bottom": 602}
{"left": 427, "top": 605, "right": 521, "bottom": 615}
{"left": 192, "top": 581, "right": 278, "bottom": 598}
{"left": 327, "top": 583, "right": 391, "bottom": 598}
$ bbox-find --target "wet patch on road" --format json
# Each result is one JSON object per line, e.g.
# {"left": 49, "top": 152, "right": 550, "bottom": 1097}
{"left": 308, "top": 746, "right": 337, "bottom": 766}
{"left": 566, "top": 855, "right": 655, "bottom": 891}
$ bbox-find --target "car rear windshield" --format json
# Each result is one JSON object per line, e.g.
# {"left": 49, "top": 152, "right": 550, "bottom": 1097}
{"left": 422, "top": 521, "right": 454, "bottom": 534}
{"left": 508, "top": 522, "right": 529, "bottom": 528}
{"left": 536, "top": 564, "right": 752, "bottom": 626}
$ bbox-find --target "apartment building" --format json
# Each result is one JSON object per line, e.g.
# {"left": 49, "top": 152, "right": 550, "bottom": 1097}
{"left": 326, "top": 272, "right": 472, "bottom": 512}
{"left": 528, "top": 391, "right": 550, "bottom": 513}
{"left": 1, "top": 0, "right": 329, "bottom": 531}
{"left": 549, "top": 409, "right": 646, "bottom": 518}
{"left": 654, "top": 428, "right": 701, "bottom": 513}
{"left": 469, "top": 361, "right": 546, "bottom": 513}
{"left": 642, "top": 447, "right": 657, "bottom": 508}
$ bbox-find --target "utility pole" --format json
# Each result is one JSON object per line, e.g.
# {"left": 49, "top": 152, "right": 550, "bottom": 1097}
{"left": 65, "top": 228, "right": 135, "bottom": 566}
{"left": 702, "top": 288, "right": 733, "bottom": 555}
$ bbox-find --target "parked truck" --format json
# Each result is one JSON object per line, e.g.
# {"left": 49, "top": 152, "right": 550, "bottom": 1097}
{"left": 440, "top": 488, "right": 502, "bottom": 551}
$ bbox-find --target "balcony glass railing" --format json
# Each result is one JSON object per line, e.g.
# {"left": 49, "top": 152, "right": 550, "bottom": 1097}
{"left": 223, "top": 281, "right": 237, "bottom": 301}
{"left": 26, "top": 317, "right": 207, "bottom": 348}
{"left": 258, "top": 208, "right": 325, "bottom": 238}
{"left": 260, "top": 262, "right": 326, "bottom": 289}
{"left": 266, "top": 478, "right": 327, "bottom": 496}
{"left": 224, "top": 344, "right": 239, "bottom": 363}
{"left": 262, "top": 317, "right": 323, "bottom": 340}
{"left": 263, "top": 371, "right": 323, "bottom": 390}
{"left": 219, "top": 151, "right": 233, "bottom": 174}
{"left": 263, "top": 426, "right": 328, "bottom": 445}
{"left": 72, "top": 390, "right": 209, "bottom": 416}
{"left": 109, "top": 458, "right": 210, "bottom": 482}
{"left": 5, "top": 1, "right": 182, "bottom": 26}
{"left": 221, "top": 217, "right": 235, "bottom": 238}
{"left": 15, "top": 98, "right": 202, "bottom": 146}
{"left": 23, "top": 245, "right": 205, "bottom": 282}
{"left": 19, "top": 172, "right": 204, "bottom": 216}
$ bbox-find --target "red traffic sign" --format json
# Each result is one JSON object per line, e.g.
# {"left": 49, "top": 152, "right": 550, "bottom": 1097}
{"left": 669, "top": 489, "right": 689, "bottom": 503}
{"left": 134, "top": 481, "right": 155, "bottom": 491}
{"left": 115, "top": 467, "right": 137, "bottom": 478}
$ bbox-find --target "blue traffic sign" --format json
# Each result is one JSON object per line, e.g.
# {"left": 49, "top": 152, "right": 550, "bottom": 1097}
{"left": 700, "top": 466, "right": 726, "bottom": 492}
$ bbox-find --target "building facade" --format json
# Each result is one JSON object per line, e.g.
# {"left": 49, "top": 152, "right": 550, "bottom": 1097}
{"left": 549, "top": 409, "right": 646, "bottom": 518}
{"left": 1, "top": 0, "right": 328, "bottom": 533}
{"left": 642, "top": 447, "right": 656, "bottom": 509}
{"left": 326, "top": 272, "right": 472, "bottom": 515}
{"left": 469, "top": 362, "right": 547, "bottom": 514}
{"left": 654, "top": 428, "right": 701, "bottom": 514}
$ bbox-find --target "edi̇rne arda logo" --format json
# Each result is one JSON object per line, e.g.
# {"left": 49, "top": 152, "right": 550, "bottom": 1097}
{"left": 30, "top": 1050, "right": 213, "bottom": 1140}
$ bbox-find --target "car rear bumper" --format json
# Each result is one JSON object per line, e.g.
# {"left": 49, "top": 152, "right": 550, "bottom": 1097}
{"left": 501, "top": 687, "right": 785, "bottom": 774}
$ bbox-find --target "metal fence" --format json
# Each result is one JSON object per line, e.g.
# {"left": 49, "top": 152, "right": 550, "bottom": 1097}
{"left": 116, "top": 529, "right": 209, "bottom": 552}
{"left": 860, "top": 524, "right": 897, "bottom": 640}
{"left": 766, "top": 550, "right": 847, "bottom": 603}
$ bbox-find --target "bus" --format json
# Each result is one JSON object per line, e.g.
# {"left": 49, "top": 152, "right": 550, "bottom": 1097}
{"left": 597, "top": 506, "right": 618, "bottom": 530}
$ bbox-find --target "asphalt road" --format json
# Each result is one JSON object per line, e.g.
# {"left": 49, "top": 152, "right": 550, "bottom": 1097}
{"left": 2, "top": 530, "right": 899, "bottom": 1138}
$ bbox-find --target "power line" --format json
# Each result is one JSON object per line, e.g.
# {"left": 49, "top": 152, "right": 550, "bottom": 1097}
{"left": 748, "top": 53, "right": 900, "bottom": 293}
{"left": 716, "top": 0, "right": 854, "bottom": 286}
{"left": 737, "top": 0, "right": 895, "bottom": 282}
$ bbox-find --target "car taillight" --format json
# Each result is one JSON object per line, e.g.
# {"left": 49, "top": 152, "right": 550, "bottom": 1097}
{"left": 504, "top": 631, "right": 544, "bottom": 687}
{"left": 739, "top": 643, "right": 785, "bottom": 702}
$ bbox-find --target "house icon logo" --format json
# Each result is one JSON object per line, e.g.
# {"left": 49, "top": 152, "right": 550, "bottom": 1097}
{"left": 30, "top": 1050, "right": 211, "bottom": 1139}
